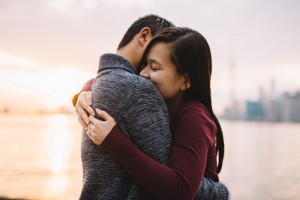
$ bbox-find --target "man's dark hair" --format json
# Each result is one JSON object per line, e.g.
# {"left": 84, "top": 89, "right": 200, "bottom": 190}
{"left": 117, "top": 14, "right": 174, "bottom": 50}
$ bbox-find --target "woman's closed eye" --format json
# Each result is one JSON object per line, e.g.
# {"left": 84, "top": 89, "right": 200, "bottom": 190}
{"left": 151, "top": 66, "right": 159, "bottom": 71}
{"left": 150, "top": 63, "right": 161, "bottom": 71}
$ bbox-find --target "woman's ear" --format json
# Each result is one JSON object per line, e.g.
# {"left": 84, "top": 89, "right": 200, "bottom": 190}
{"left": 138, "top": 27, "right": 152, "bottom": 47}
{"left": 186, "top": 81, "right": 191, "bottom": 89}
{"left": 180, "top": 74, "right": 191, "bottom": 91}
{"left": 184, "top": 73, "right": 191, "bottom": 89}
{"left": 180, "top": 81, "right": 191, "bottom": 91}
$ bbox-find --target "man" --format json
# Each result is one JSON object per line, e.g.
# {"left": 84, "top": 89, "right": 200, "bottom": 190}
{"left": 74, "top": 14, "right": 229, "bottom": 199}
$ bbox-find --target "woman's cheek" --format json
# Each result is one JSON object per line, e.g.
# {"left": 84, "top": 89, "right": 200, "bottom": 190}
{"left": 152, "top": 82, "right": 165, "bottom": 97}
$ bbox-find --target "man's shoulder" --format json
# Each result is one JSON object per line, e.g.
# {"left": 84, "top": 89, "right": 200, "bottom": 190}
{"left": 97, "top": 70, "right": 158, "bottom": 92}
{"left": 92, "top": 70, "right": 163, "bottom": 109}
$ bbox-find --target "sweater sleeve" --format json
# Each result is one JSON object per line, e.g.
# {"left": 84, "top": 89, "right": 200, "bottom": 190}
{"left": 72, "top": 79, "right": 94, "bottom": 107}
{"left": 101, "top": 104, "right": 216, "bottom": 200}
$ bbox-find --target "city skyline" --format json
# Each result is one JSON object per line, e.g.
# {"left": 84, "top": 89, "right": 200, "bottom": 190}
{"left": 222, "top": 78, "right": 300, "bottom": 122}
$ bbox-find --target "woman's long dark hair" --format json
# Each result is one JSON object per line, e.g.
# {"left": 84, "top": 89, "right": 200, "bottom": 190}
{"left": 141, "top": 27, "right": 225, "bottom": 173}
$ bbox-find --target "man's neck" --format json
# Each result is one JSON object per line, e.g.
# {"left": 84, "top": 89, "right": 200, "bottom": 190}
{"left": 116, "top": 47, "right": 138, "bottom": 69}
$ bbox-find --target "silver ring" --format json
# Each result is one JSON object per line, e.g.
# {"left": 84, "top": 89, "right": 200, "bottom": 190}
{"left": 87, "top": 130, "right": 93, "bottom": 139}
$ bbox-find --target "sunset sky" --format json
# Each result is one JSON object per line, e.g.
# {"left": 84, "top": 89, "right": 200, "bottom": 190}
{"left": 0, "top": 0, "right": 299, "bottom": 114}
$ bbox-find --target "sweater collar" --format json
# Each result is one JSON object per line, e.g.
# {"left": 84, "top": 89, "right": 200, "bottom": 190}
{"left": 98, "top": 53, "right": 137, "bottom": 74}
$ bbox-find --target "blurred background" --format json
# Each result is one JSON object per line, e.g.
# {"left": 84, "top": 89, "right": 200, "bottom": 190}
{"left": 0, "top": 0, "right": 299, "bottom": 199}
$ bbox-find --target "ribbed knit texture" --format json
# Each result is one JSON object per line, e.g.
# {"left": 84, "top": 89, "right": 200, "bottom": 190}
{"left": 196, "top": 178, "right": 230, "bottom": 200}
{"left": 80, "top": 54, "right": 172, "bottom": 200}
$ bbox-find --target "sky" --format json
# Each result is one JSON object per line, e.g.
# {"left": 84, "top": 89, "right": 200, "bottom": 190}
{"left": 0, "top": 0, "right": 299, "bottom": 114}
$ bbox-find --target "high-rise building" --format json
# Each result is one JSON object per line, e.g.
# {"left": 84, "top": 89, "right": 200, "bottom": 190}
{"left": 281, "top": 91, "right": 300, "bottom": 122}
{"left": 245, "top": 100, "right": 265, "bottom": 121}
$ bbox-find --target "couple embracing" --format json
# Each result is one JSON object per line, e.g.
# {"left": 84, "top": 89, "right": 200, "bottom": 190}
{"left": 73, "top": 14, "right": 229, "bottom": 200}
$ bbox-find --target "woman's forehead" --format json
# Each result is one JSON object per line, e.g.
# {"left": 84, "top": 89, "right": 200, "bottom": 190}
{"left": 147, "top": 42, "right": 171, "bottom": 60}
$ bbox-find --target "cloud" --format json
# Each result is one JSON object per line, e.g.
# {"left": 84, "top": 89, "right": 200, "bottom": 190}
{"left": 47, "top": 0, "right": 100, "bottom": 16}
{"left": 0, "top": 52, "right": 38, "bottom": 70}
{"left": 101, "top": 0, "right": 153, "bottom": 7}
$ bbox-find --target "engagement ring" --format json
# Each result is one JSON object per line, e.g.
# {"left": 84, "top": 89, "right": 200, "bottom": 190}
{"left": 87, "top": 130, "right": 93, "bottom": 139}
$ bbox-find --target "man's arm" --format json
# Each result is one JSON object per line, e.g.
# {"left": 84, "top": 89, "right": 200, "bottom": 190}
{"left": 196, "top": 178, "right": 230, "bottom": 200}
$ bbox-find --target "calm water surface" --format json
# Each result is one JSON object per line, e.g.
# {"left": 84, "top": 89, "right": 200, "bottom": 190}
{"left": 0, "top": 114, "right": 300, "bottom": 199}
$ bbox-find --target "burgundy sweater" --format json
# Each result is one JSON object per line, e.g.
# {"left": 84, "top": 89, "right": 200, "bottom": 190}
{"left": 101, "top": 101, "right": 219, "bottom": 200}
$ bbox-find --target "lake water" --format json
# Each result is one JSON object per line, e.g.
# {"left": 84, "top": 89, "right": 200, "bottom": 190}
{"left": 0, "top": 114, "right": 300, "bottom": 200}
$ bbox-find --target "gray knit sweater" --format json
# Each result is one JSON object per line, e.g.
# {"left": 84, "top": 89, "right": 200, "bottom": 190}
{"left": 80, "top": 54, "right": 171, "bottom": 200}
{"left": 79, "top": 53, "right": 229, "bottom": 200}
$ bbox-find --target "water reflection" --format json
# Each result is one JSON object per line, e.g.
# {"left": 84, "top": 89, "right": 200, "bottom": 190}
{"left": 45, "top": 174, "right": 69, "bottom": 198}
{"left": 0, "top": 114, "right": 82, "bottom": 199}
{"left": 45, "top": 115, "right": 71, "bottom": 174}
{"left": 43, "top": 115, "right": 71, "bottom": 195}
{"left": 220, "top": 121, "right": 300, "bottom": 200}
{"left": 1, "top": 114, "right": 300, "bottom": 199}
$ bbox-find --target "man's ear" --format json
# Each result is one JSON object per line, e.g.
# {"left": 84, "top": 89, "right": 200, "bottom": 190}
{"left": 138, "top": 27, "right": 152, "bottom": 47}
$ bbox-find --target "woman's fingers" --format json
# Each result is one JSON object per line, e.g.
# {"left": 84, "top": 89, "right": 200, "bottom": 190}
{"left": 77, "top": 113, "right": 88, "bottom": 130}
{"left": 88, "top": 116, "right": 97, "bottom": 128}
{"left": 76, "top": 91, "right": 95, "bottom": 117}
{"left": 88, "top": 123, "right": 95, "bottom": 132}
{"left": 75, "top": 106, "right": 89, "bottom": 129}
{"left": 86, "top": 91, "right": 93, "bottom": 105}
{"left": 87, "top": 121, "right": 103, "bottom": 145}
{"left": 76, "top": 106, "right": 89, "bottom": 124}
{"left": 96, "top": 109, "right": 111, "bottom": 121}
{"left": 86, "top": 129, "right": 94, "bottom": 140}
{"left": 79, "top": 92, "right": 95, "bottom": 116}
{"left": 86, "top": 109, "right": 116, "bottom": 146}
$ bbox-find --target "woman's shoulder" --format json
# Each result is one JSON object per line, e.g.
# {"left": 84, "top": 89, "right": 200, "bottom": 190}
{"left": 178, "top": 101, "right": 212, "bottom": 120}
{"left": 173, "top": 102, "right": 217, "bottom": 145}
{"left": 175, "top": 101, "right": 217, "bottom": 136}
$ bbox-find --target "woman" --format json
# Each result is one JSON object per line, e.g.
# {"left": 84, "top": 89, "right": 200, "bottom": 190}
{"left": 86, "top": 27, "right": 225, "bottom": 199}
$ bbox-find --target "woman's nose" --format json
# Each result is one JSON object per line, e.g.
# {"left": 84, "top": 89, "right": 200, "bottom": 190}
{"left": 139, "top": 67, "right": 150, "bottom": 79}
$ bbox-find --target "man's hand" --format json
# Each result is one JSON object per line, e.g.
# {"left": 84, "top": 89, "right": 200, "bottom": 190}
{"left": 75, "top": 91, "right": 95, "bottom": 130}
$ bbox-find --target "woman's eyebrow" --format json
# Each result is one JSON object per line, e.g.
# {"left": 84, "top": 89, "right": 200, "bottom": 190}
{"left": 148, "top": 58, "right": 160, "bottom": 65}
